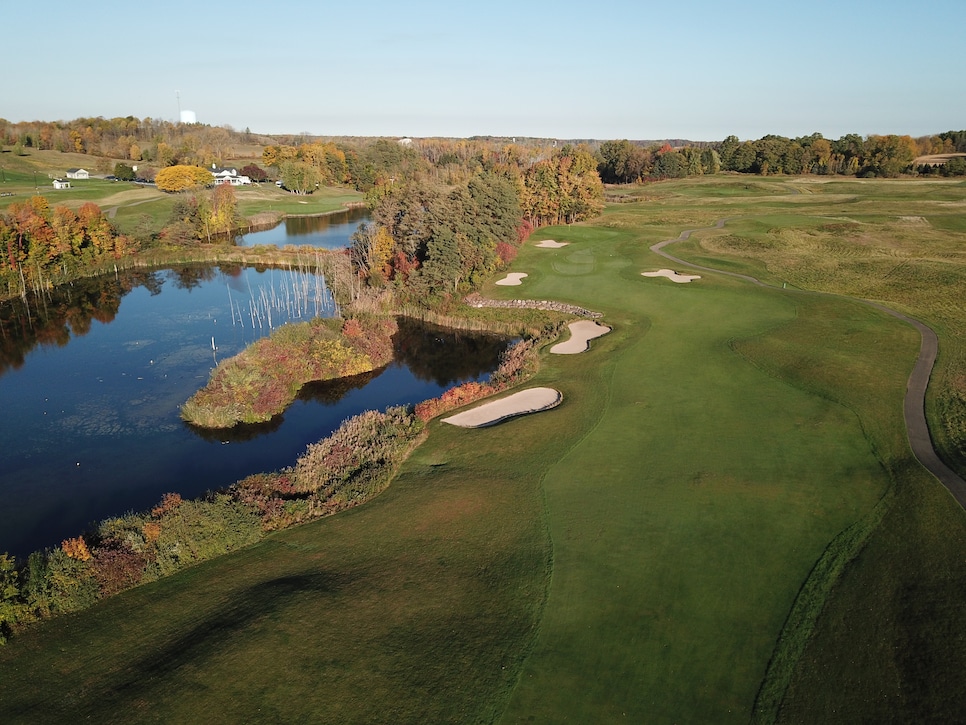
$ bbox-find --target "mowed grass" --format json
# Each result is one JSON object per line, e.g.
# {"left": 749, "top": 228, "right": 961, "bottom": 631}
{"left": 608, "top": 176, "right": 966, "bottom": 720}
{"left": 607, "top": 176, "right": 966, "bottom": 476}
{"left": 492, "top": 222, "right": 915, "bottom": 721}
{"left": 2, "top": 175, "right": 964, "bottom": 722}
{"left": 0, "top": 413, "right": 565, "bottom": 723}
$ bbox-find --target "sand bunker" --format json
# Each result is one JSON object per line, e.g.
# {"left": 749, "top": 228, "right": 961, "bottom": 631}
{"left": 642, "top": 269, "right": 701, "bottom": 283}
{"left": 442, "top": 387, "right": 562, "bottom": 428}
{"left": 535, "top": 240, "right": 570, "bottom": 248}
{"left": 550, "top": 320, "right": 611, "bottom": 354}
{"left": 495, "top": 272, "right": 528, "bottom": 286}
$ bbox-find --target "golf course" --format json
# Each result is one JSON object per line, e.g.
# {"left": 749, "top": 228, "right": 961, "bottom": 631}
{"left": 2, "top": 176, "right": 966, "bottom": 723}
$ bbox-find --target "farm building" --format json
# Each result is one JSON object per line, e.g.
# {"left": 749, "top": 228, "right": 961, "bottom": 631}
{"left": 66, "top": 168, "right": 89, "bottom": 179}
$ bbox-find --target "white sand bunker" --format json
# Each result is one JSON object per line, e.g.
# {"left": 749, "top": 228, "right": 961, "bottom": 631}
{"left": 442, "top": 387, "right": 562, "bottom": 428}
{"left": 535, "top": 239, "right": 570, "bottom": 248}
{"left": 550, "top": 320, "right": 611, "bottom": 354}
{"left": 642, "top": 269, "right": 701, "bottom": 284}
{"left": 495, "top": 272, "right": 528, "bottom": 286}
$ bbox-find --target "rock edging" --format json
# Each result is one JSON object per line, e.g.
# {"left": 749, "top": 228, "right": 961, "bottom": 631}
{"left": 464, "top": 293, "right": 601, "bottom": 318}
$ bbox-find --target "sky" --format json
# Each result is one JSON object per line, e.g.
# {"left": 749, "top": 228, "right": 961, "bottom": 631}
{"left": 5, "top": 0, "right": 965, "bottom": 141}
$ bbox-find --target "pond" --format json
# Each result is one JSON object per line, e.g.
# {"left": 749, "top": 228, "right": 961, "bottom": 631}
{"left": 0, "top": 266, "right": 509, "bottom": 559}
{"left": 235, "top": 207, "right": 369, "bottom": 249}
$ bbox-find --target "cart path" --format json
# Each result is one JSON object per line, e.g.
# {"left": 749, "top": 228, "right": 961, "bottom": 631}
{"left": 651, "top": 219, "right": 966, "bottom": 508}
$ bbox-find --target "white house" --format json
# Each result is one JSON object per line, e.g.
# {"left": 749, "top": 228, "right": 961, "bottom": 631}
{"left": 66, "top": 168, "right": 89, "bottom": 180}
{"left": 52, "top": 179, "right": 72, "bottom": 189}
{"left": 210, "top": 166, "right": 251, "bottom": 186}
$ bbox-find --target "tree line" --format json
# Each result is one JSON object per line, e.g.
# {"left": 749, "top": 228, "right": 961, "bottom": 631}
{"left": 348, "top": 145, "right": 604, "bottom": 306}
{"left": 0, "top": 197, "right": 134, "bottom": 298}
{"left": 597, "top": 130, "right": 966, "bottom": 182}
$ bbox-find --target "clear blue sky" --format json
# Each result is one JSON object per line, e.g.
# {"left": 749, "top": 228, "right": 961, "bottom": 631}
{"left": 6, "top": 0, "right": 964, "bottom": 141}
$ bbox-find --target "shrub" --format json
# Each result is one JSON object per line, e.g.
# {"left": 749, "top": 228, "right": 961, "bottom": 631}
{"left": 181, "top": 316, "right": 399, "bottom": 428}
{"left": 91, "top": 545, "right": 148, "bottom": 597}
{"left": 151, "top": 496, "right": 262, "bottom": 577}
{"left": 291, "top": 407, "right": 422, "bottom": 500}
{"left": 0, "top": 555, "right": 21, "bottom": 644}
{"left": 61, "top": 536, "right": 92, "bottom": 562}
{"left": 496, "top": 241, "right": 518, "bottom": 266}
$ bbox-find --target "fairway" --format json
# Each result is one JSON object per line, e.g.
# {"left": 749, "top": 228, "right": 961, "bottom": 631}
{"left": 495, "top": 224, "right": 906, "bottom": 722}
{"left": 3, "top": 177, "right": 966, "bottom": 722}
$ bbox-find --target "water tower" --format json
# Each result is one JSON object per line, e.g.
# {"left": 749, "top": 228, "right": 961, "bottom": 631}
{"left": 175, "top": 91, "right": 196, "bottom": 124}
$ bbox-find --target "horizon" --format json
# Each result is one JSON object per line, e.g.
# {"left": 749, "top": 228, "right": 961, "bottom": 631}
{"left": 6, "top": 0, "right": 965, "bottom": 142}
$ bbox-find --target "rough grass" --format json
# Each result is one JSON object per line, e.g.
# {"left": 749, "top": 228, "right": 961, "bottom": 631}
{"left": 2, "top": 176, "right": 964, "bottom": 722}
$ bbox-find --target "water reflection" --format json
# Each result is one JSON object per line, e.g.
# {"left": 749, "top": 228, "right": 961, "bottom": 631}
{"left": 393, "top": 318, "right": 511, "bottom": 386}
{"left": 236, "top": 207, "right": 369, "bottom": 249}
{"left": 0, "top": 267, "right": 507, "bottom": 558}
{"left": 0, "top": 264, "right": 337, "bottom": 379}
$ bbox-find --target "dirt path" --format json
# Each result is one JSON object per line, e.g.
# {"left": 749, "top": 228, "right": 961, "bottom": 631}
{"left": 105, "top": 196, "right": 161, "bottom": 219}
{"left": 651, "top": 220, "right": 966, "bottom": 508}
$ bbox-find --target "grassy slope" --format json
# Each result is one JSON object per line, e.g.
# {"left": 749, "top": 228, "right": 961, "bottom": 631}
{"left": 1, "top": 176, "right": 961, "bottom": 722}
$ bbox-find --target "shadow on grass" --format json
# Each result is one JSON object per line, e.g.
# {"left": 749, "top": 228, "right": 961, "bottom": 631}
{"left": 12, "top": 570, "right": 346, "bottom": 720}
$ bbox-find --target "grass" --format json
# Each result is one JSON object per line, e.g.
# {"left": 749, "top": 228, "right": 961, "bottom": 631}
{"left": 2, "top": 175, "right": 966, "bottom": 722}
{"left": 627, "top": 177, "right": 966, "bottom": 721}
{"left": 0, "top": 443, "right": 551, "bottom": 723}
{"left": 0, "top": 147, "right": 363, "bottom": 237}
{"left": 494, "top": 222, "right": 910, "bottom": 722}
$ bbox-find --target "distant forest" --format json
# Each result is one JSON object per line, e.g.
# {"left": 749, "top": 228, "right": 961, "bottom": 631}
{"left": 2, "top": 117, "right": 965, "bottom": 187}
{"left": 2, "top": 116, "right": 964, "bottom": 304}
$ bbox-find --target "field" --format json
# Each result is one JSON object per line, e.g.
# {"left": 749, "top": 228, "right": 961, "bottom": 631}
{"left": 0, "top": 148, "right": 362, "bottom": 236}
{"left": 2, "top": 176, "right": 966, "bottom": 722}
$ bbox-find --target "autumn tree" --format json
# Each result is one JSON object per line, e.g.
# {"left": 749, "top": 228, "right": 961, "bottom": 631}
{"left": 523, "top": 146, "right": 603, "bottom": 226}
{"left": 279, "top": 161, "right": 321, "bottom": 194}
{"left": 155, "top": 165, "right": 213, "bottom": 192}
{"left": 350, "top": 222, "right": 396, "bottom": 282}
{"left": 861, "top": 135, "right": 918, "bottom": 177}
{"left": 810, "top": 137, "right": 833, "bottom": 173}
{"left": 262, "top": 144, "right": 299, "bottom": 169}
{"left": 198, "top": 183, "right": 238, "bottom": 241}
{"left": 240, "top": 164, "right": 268, "bottom": 182}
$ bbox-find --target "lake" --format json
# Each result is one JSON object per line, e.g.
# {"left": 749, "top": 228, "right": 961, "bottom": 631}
{"left": 0, "top": 265, "right": 508, "bottom": 559}
{"left": 235, "top": 207, "right": 369, "bottom": 248}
